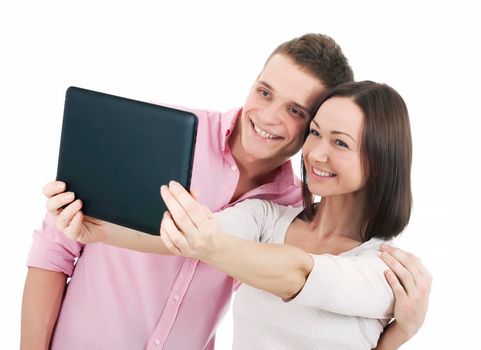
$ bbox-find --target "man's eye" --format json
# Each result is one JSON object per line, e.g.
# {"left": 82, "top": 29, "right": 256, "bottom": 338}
{"left": 309, "top": 128, "right": 320, "bottom": 137}
{"left": 289, "top": 107, "right": 305, "bottom": 118}
{"left": 335, "top": 139, "right": 349, "bottom": 148}
{"left": 258, "top": 89, "right": 270, "bottom": 98}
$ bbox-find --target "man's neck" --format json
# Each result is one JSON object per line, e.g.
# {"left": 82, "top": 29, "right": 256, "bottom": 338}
{"left": 228, "top": 127, "right": 287, "bottom": 202}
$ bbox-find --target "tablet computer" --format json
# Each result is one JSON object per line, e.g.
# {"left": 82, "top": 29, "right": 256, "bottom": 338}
{"left": 56, "top": 86, "right": 197, "bottom": 235}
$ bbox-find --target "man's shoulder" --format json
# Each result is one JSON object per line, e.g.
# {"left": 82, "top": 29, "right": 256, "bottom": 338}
{"left": 170, "top": 105, "right": 240, "bottom": 124}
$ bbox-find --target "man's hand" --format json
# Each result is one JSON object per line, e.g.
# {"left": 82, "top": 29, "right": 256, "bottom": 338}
{"left": 43, "top": 181, "right": 107, "bottom": 244}
{"left": 380, "top": 244, "right": 432, "bottom": 340}
{"left": 159, "top": 181, "right": 225, "bottom": 259}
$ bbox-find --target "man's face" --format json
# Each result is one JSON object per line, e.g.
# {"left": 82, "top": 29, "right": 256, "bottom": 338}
{"left": 237, "top": 54, "right": 327, "bottom": 164}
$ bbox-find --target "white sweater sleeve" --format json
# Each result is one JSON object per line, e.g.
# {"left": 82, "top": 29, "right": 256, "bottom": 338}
{"left": 288, "top": 248, "right": 394, "bottom": 320}
{"left": 214, "top": 199, "right": 300, "bottom": 243}
{"left": 213, "top": 199, "right": 269, "bottom": 242}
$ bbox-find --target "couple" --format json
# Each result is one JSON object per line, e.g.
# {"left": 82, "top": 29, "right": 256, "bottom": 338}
{"left": 22, "top": 34, "right": 431, "bottom": 349}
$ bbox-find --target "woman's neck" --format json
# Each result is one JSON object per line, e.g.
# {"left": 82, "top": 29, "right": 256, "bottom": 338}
{"left": 309, "top": 191, "right": 366, "bottom": 243}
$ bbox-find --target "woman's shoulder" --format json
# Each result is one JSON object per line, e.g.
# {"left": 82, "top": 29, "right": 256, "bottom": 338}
{"left": 341, "top": 237, "right": 394, "bottom": 257}
{"left": 233, "top": 199, "right": 303, "bottom": 221}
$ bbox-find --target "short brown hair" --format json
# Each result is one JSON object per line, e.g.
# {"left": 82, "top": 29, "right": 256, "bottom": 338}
{"left": 301, "top": 81, "right": 412, "bottom": 241}
{"left": 267, "top": 33, "right": 354, "bottom": 88}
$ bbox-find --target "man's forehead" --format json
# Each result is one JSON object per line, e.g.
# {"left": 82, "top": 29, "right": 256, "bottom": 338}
{"left": 255, "top": 76, "right": 326, "bottom": 112}
{"left": 257, "top": 55, "right": 326, "bottom": 108}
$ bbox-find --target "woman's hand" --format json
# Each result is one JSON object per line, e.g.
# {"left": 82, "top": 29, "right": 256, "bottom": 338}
{"left": 380, "top": 244, "right": 432, "bottom": 340}
{"left": 159, "top": 181, "right": 226, "bottom": 259}
{"left": 43, "top": 181, "right": 107, "bottom": 244}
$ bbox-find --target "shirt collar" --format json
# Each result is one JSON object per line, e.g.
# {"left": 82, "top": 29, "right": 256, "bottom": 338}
{"left": 273, "top": 159, "right": 302, "bottom": 189}
{"left": 220, "top": 107, "right": 242, "bottom": 152}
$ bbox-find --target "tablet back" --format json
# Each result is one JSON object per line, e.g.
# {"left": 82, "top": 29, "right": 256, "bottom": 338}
{"left": 56, "top": 87, "right": 197, "bottom": 235}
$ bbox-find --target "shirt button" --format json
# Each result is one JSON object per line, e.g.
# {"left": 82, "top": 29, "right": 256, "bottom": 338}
{"left": 231, "top": 165, "right": 237, "bottom": 172}
{"left": 174, "top": 294, "right": 180, "bottom": 301}
{"left": 154, "top": 339, "right": 161, "bottom": 346}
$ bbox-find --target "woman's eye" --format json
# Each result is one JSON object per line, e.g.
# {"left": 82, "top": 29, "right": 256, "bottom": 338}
{"left": 309, "top": 128, "right": 320, "bottom": 137}
{"left": 335, "top": 139, "right": 349, "bottom": 148}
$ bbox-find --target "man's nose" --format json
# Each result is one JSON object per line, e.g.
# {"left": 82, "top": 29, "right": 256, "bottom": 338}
{"left": 259, "top": 103, "right": 282, "bottom": 125}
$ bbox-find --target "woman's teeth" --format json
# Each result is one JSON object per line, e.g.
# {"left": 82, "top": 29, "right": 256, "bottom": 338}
{"left": 313, "top": 168, "right": 336, "bottom": 177}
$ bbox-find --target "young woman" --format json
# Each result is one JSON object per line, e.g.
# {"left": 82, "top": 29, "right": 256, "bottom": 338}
{"left": 46, "top": 81, "right": 431, "bottom": 349}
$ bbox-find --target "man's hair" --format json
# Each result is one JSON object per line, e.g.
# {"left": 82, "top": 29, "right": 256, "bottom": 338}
{"left": 300, "top": 81, "right": 412, "bottom": 241}
{"left": 267, "top": 33, "right": 354, "bottom": 88}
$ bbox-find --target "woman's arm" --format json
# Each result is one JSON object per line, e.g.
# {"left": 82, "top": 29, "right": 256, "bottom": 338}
{"left": 161, "top": 182, "right": 430, "bottom": 321}
{"left": 161, "top": 182, "right": 392, "bottom": 309}
{"left": 202, "top": 233, "right": 313, "bottom": 300}
{"left": 159, "top": 183, "right": 313, "bottom": 299}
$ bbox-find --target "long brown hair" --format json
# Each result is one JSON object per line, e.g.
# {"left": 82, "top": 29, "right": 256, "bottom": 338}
{"left": 301, "top": 81, "right": 412, "bottom": 241}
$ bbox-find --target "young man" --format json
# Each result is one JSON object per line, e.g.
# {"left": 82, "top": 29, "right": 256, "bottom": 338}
{"left": 21, "top": 34, "right": 427, "bottom": 350}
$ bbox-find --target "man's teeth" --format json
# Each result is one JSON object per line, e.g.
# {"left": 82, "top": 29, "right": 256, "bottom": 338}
{"left": 313, "top": 168, "right": 335, "bottom": 177}
{"left": 254, "top": 124, "right": 279, "bottom": 139}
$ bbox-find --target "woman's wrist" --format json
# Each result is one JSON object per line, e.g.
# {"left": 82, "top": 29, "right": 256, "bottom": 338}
{"left": 201, "top": 231, "right": 235, "bottom": 263}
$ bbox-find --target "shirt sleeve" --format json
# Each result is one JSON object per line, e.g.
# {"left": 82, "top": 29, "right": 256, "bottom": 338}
{"left": 26, "top": 212, "right": 85, "bottom": 277}
{"left": 288, "top": 251, "right": 394, "bottom": 319}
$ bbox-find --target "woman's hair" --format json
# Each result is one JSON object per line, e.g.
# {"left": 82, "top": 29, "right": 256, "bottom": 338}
{"left": 301, "top": 81, "right": 412, "bottom": 241}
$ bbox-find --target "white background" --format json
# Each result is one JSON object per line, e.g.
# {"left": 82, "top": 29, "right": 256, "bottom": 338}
{"left": 1, "top": 1, "right": 480, "bottom": 349}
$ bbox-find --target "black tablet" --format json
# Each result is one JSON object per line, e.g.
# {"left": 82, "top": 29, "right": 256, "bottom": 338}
{"left": 56, "top": 87, "right": 197, "bottom": 235}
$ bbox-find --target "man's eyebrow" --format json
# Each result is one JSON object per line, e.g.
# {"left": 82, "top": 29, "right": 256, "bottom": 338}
{"left": 258, "top": 80, "right": 274, "bottom": 91}
{"left": 258, "top": 80, "right": 310, "bottom": 113}
{"left": 292, "top": 102, "right": 310, "bottom": 114}
{"left": 310, "top": 119, "right": 357, "bottom": 143}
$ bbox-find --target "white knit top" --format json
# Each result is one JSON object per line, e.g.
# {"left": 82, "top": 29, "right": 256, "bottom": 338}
{"left": 214, "top": 199, "right": 394, "bottom": 350}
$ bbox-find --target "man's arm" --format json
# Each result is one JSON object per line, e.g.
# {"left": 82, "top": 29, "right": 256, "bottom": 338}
{"left": 373, "top": 321, "right": 410, "bottom": 350}
{"left": 21, "top": 268, "right": 67, "bottom": 350}
{"left": 373, "top": 245, "right": 432, "bottom": 349}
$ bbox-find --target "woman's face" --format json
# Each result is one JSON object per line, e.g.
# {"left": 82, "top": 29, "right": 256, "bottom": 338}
{"left": 302, "top": 96, "right": 366, "bottom": 198}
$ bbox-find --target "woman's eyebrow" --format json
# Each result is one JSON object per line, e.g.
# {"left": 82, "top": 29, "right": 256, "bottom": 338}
{"left": 311, "top": 119, "right": 357, "bottom": 143}
{"left": 331, "top": 131, "right": 356, "bottom": 143}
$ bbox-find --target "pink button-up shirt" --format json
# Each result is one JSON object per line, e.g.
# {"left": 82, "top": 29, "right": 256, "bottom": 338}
{"left": 27, "top": 106, "right": 302, "bottom": 350}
